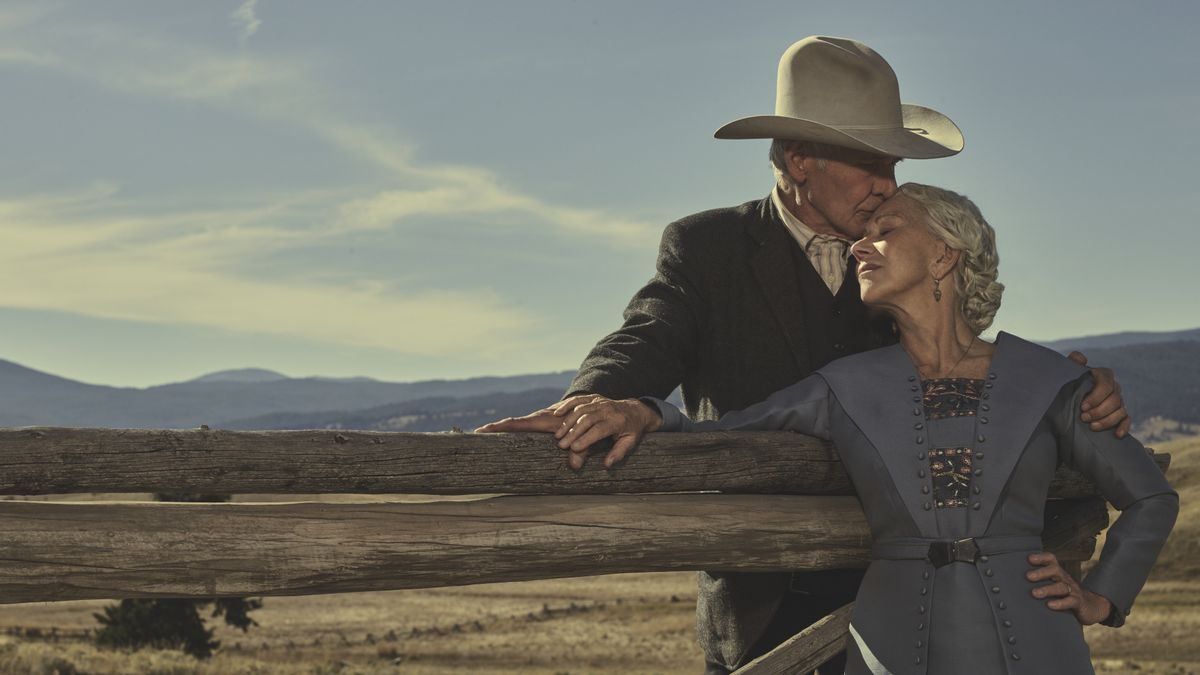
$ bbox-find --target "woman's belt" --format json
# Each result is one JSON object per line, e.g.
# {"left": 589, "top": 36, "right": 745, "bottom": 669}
{"left": 870, "top": 535, "right": 1043, "bottom": 567}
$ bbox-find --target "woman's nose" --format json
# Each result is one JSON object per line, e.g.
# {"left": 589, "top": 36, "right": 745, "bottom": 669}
{"left": 851, "top": 237, "right": 872, "bottom": 261}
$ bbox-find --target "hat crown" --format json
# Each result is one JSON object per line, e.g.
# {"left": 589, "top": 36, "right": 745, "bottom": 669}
{"left": 775, "top": 36, "right": 903, "bottom": 129}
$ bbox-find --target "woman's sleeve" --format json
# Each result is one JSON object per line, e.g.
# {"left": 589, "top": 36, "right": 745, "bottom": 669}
{"left": 639, "top": 373, "right": 833, "bottom": 440}
{"left": 1052, "top": 372, "right": 1180, "bottom": 627}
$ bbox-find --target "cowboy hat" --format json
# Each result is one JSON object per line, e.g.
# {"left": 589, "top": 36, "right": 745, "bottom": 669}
{"left": 715, "top": 36, "right": 964, "bottom": 159}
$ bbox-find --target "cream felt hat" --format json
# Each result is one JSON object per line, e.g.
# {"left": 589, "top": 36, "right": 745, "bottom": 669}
{"left": 715, "top": 36, "right": 964, "bottom": 159}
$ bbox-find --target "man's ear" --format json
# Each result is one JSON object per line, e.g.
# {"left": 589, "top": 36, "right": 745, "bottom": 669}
{"left": 785, "top": 148, "right": 808, "bottom": 186}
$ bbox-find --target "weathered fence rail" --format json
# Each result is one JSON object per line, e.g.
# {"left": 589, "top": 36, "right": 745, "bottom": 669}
{"left": 0, "top": 426, "right": 1174, "bottom": 674}
{"left": 0, "top": 427, "right": 1169, "bottom": 636}
{"left": 0, "top": 427, "right": 1161, "bottom": 497}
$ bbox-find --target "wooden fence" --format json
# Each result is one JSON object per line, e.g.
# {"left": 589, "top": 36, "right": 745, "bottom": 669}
{"left": 0, "top": 426, "right": 1170, "bottom": 672}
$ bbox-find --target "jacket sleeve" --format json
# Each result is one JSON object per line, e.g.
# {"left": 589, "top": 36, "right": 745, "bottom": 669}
{"left": 565, "top": 218, "right": 707, "bottom": 401}
{"left": 639, "top": 373, "right": 833, "bottom": 440}
{"left": 1052, "top": 372, "right": 1180, "bottom": 627}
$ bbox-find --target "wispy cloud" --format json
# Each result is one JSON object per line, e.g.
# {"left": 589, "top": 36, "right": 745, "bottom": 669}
{"left": 0, "top": 186, "right": 538, "bottom": 358}
{"left": 229, "top": 0, "right": 262, "bottom": 46}
{"left": 0, "top": 6, "right": 658, "bottom": 360}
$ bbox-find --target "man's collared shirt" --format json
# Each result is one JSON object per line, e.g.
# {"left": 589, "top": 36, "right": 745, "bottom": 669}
{"left": 770, "top": 187, "right": 854, "bottom": 295}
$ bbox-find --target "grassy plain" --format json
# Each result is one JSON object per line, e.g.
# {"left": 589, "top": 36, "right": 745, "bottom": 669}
{"left": 0, "top": 434, "right": 1197, "bottom": 674}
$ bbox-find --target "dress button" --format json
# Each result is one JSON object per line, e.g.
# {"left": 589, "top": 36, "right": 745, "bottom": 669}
{"left": 980, "top": 417, "right": 989, "bottom": 424}
{"left": 976, "top": 452, "right": 985, "bottom": 459}
{"left": 834, "top": 343, "right": 845, "bottom": 352}
{"left": 985, "top": 569, "right": 994, "bottom": 577}
{"left": 923, "top": 502, "right": 932, "bottom": 510}
{"left": 922, "top": 571, "right": 930, "bottom": 580}
{"left": 980, "top": 555, "right": 989, "bottom": 562}
{"left": 981, "top": 403, "right": 990, "bottom": 411}
{"left": 912, "top": 396, "right": 921, "bottom": 403}
{"left": 908, "top": 375, "right": 917, "bottom": 382}
{"left": 1008, "top": 636, "right": 1017, "bottom": 644}
{"left": 916, "top": 640, "right": 923, "bottom": 648}
{"left": 982, "top": 392, "right": 990, "bottom": 399}
{"left": 918, "top": 452, "right": 926, "bottom": 460}
{"left": 919, "top": 470, "right": 927, "bottom": 478}
{"left": 1011, "top": 652, "right": 1020, "bottom": 661}
{"left": 910, "top": 385, "right": 919, "bottom": 392}
{"left": 991, "top": 586, "right": 1001, "bottom": 593}
{"left": 978, "top": 434, "right": 986, "bottom": 442}
{"left": 915, "top": 656, "right": 922, "bottom": 665}
{"left": 974, "top": 469, "right": 983, "bottom": 476}
{"left": 973, "top": 486, "right": 981, "bottom": 494}
{"left": 918, "top": 604, "right": 926, "bottom": 614}
{"left": 916, "top": 436, "right": 924, "bottom": 444}
{"left": 921, "top": 486, "right": 930, "bottom": 494}
{"left": 998, "top": 601, "right": 1007, "bottom": 610}
{"left": 918, "top": 622, "right": 925, "bottom": 630}
{"left": 989, "top": 373, "right": 997, "bottom": 380}
{"left": 913, "top": 408, "right": 922, "bottom": 416}
{"left": 1003, "top": 620, "right": 1012, "bottom": 627}
{"left": 985, "top": 382, "right": 993, "bottom": 388}
{"left": 973, "top": 502, "right": 981, "bottom": 510}
{"left": 914, "top": 423, "right": 924, "bottom": 430}
{"left": 921, "top": 587, "right": 928, "bottom": 595}
{"left": 832, "top": 307, "right": 842, "bottom": 318}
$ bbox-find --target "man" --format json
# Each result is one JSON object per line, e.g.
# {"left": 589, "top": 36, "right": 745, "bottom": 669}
{"left": 478, "top": 36, "right": 1129, "bottom": 674}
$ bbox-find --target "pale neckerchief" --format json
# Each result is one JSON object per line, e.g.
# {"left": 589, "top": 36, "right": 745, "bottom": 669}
{"left": 770, "top": 187, "right": 854, "bottom": 295}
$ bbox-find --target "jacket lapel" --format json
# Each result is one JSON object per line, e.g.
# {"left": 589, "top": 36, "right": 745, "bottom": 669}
{"left": 818, "top": 343, "right": 939, "bottom": 537}
{"left": 745, "top": 196, "right": 811, "bottom": 372}
{"left": 970, "top": 332, "right": 1088, "bottom": 531}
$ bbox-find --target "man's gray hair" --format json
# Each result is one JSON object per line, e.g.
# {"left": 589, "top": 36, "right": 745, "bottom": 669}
{"left": 896, "top": 183, "right": 1004, "bottom": 335}
{"left": 769, "top": 139, "right": 834, "bottom": 189}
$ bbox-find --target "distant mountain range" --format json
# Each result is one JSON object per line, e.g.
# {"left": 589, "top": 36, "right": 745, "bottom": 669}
{"left": 1, "top": 327, "right": 1196, "bottom": 431}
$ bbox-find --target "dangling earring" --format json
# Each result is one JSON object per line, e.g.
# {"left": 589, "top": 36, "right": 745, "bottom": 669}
{"left": 933, "top": 277, "right": 942, "bottom": 302}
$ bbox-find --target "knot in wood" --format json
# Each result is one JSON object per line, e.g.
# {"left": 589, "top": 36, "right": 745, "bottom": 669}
{"left": 334, "top": 434, "right": 349, "bottom": 444}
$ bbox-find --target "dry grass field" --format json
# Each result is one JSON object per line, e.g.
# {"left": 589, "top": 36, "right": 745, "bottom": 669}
{"left": 0, "top": 434, "right": 1197, "bottom": 674}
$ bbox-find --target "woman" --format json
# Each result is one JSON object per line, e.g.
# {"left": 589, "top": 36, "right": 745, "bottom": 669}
{"left": 485, "top": 183, "right": 1178, "bottom": 674}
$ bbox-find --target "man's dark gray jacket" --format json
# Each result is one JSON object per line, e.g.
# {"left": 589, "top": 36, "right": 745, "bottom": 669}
{"left": 566, "top": 195, "right": 895, "bottom": 668}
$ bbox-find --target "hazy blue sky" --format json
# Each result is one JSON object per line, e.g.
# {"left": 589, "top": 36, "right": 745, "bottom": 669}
{"left": 1, "top": 1, "right": 1195, "bottom": 387}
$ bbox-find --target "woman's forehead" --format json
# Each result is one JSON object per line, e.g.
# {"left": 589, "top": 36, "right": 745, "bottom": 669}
{"left": 873, "top": 194, "right": 921, "bottom": 221}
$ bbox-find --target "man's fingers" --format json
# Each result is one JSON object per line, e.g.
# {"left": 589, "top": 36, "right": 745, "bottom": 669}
{"left": 1090, "top": 405, "right": 1129, "bottom": 433}
{"left": 557, "top": 401, "right": 614, "bottom": 439}
{"left": 1066, "top": 350, "right": 1088, "bottom": 366}
{"left": 566, "top": 422, "right": 618, "bottom": 454}
{"left": 1080, "top": 367, "right": 1115, "bottom": 414}
{"left": 475, "top": 413, "right": 560, "bottom": 433}
{"left": 557, "top": 413, "right": 600, "bottom": 449}
{"left": 553, "top": 395, "right": 602, "bottom": 416}
{"left": 605, "top": 434, "right": 642, "bottom": 468}
{"left": 1116, "top": 415, "right": 1132, "bottom": 439}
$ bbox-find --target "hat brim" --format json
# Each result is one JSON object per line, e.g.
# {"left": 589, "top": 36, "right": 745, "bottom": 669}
{"left": 714, "top": 104, "right": 963, "bottom": 159}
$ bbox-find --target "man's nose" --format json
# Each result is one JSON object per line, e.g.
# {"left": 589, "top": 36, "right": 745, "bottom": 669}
{"left": 876, "top": 175, "right": 898, "bottom": 198}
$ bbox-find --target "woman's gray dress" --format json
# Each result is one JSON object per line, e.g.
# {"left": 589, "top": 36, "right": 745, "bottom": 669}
{"left": 645, "top": 332, "right": 1178, "bottom": 675}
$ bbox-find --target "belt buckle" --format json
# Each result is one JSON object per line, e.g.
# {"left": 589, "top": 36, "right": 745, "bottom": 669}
{"left": 928, "top": 537, "right": 980, "bottom": 568}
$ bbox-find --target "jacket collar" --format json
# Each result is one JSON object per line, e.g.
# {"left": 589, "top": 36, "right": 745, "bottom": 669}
{"left": 817, "top": 332, "right": 1087, "bottom": 537}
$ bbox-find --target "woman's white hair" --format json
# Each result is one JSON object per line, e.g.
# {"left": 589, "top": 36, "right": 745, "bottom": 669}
{"left": 897, "top": 182, "right": 1004, "bottom": 335}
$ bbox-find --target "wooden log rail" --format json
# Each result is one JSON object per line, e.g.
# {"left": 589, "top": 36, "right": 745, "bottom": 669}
{"left": 0, "top": 427, "right": 1170, "bottom": 605}
{"left": 0, "top": 428, "right": 1166, "bottom": 496}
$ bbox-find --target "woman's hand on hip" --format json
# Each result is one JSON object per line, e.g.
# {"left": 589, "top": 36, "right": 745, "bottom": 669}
{"left": 1026, "top": 551, "right": 1113, "bottom": 625}
{"left": 552, "top": 396, "right": 663, "bottom": 469}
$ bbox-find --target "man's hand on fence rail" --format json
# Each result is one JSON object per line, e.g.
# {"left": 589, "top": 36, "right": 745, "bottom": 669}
{"left": 475, "top": 394, "right": 663, "bottom": 469}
